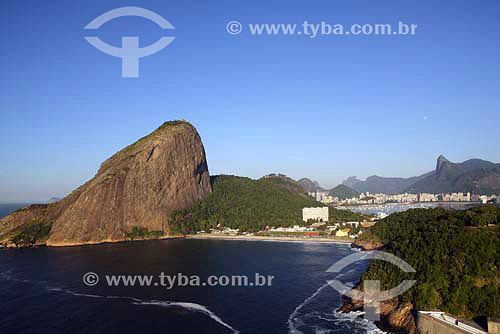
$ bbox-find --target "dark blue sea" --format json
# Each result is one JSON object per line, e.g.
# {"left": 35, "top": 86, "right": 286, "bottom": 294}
{"left": 0, "top": 203, "right": 31, "bottom": 219}
{"left": 0, "top": 239, "right": 383, "bottom": 334}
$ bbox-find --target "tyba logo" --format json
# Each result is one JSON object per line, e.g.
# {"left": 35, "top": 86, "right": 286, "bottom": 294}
{"left": 84, "top": 6, "right": 175, "bottom": 77}
{"left": 326, "top": 251, "right": 416, "bottom": 321}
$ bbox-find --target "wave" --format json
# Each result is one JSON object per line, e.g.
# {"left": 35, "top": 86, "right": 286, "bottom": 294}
{"left": 134, "top": 300, "right": 238, "bottom": 333}
{"left": 287, "top": 269, "right": 385, "bottom": 334}
{"left": 288, "top": 282, "right": 332, "bottom": 333}
{"left": 1, "top": 271, "right": 238, "bottom": 334}
{"left": 294, "top": 310, "right": 387, "bottom": 334}
{"left": 328, "top": 311, "right": 386, "bottom": 334}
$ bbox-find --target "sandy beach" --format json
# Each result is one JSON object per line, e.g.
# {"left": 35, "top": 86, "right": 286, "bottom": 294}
{"left": 187, "top": 233, "right": 353, "bottom": 244}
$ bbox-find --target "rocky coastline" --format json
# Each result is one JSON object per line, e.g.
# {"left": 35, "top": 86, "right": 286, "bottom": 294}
{"left": 339, "top": 238, "right": 418, "bottom": 334}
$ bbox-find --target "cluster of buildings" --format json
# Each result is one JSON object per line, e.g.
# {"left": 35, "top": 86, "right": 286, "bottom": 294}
{"left": 204, "top": 206, "right": 378, "bottom": 239}
{"left": 310, "top": 192, "right": 337, "bottom": 204}
{"left": 206, "top": 227, "right": 242, "bottom": 235}
{"left": 266, "top": 219, "right": 374, "bottom": 239}
{"left": 309, "top": 191, "right": 498, "bottom": 205}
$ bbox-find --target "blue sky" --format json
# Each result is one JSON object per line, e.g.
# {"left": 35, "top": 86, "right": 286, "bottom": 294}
{"left": 1, "top": 0, "right": 500, "bottom": 202}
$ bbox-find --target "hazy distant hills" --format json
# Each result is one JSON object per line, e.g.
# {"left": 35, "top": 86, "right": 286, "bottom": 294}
{"left": 344, "top": 155, "right": 500, "bottom": 195}
{"left": 297, "top": 178, "right": 325, "bottom": 192}
{"left": 406, "top": 155, "right": 500, "bottom": 194}
{"left": 255, "top": 155, "right": 500, "bottom": 198}
{"left": 328, "top": 184, "right": 360, "bottom": 200}
{"left": 343, "top": 173, "right": 431, "bottom": 195}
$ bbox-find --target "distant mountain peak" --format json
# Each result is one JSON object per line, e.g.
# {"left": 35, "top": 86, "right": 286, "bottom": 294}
{"left": 408, "top": 155, "right": 500, "bottom": 194}
{"left": 342, "top": 176, "right": 362, "bottom": 188}
{"left": 329, "top": 184, "right": 360, "bottom": 200}
{"left": 436, "top": 154, "right": 451, "bottom": 173}
{"left": 297, "top": 178, "right": 325, "bottom": 192}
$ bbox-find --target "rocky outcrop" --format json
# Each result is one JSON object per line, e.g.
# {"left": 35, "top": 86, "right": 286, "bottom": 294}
{"left": 353, "top": 238, "right": 384, "bottom": 251}
{"left": 339, "top": 291, "right": 417, "bottom": 333}
{"left": 341, "top": 239, "right": 417, "bottom": 333}
{"left": 0, "top": 121, "right": 211, "bottom": 247}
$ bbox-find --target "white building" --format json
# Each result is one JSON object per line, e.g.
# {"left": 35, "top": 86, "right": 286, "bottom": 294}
{"left": 336, "top": 228, "right": 351, "bottom": 237}
{"left": 302, "top": 207, "right": 329, "bottom": 222}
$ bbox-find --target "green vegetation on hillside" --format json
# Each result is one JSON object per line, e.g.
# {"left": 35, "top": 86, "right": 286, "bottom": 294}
{"left": 263, "top": 174, "right": 306, "bottom": 193}
{"left": 359, "top": 205, "right": 500, "bottom": 318}
{"left": 125, "top": 226, "right": 163, "bottom": 240}
{"left": 329, "top": 184, "right": 360, "bottom": 200}
{"left": 8, "top": 220, "right": 52, "bottom": 247}
{"left": 170, "top": 175, "right": 363, "bottom": 234}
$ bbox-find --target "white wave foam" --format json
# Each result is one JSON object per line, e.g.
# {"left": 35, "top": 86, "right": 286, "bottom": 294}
{"left": 288, "top": 273, "right": 387, "bottom": 334}
{"left": 134, "top": 300, "right": 238, "bottom": 333}
{"left": 288, "top": 282, "right": 331, "bottom": 334}
{"left": 330, "top": 311, "right": 387, "bottom": 334}
{"left": 47, "top": 288, "right": 239, "bottom": 333}
{"left": 4, "top": 274, "right": 238, "bottom": 334}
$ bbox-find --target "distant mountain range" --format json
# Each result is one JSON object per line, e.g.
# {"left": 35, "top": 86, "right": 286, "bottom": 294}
{"left": 343, "top": 155, "right": 500, "bottom": 195}
{"left": 297, "top": 178, "right": 325, "bottom": 192}
{"left": 342, "top": 173, "right": 431, "bottom": 195}
{"left": 406, "top": 155, "right": 500, "bottom": 194}
{"left": 328, "top": 184, "right": 360, "bottom": 200}
{"left": 259, "top": 155, "right": 500, "bottom": 199}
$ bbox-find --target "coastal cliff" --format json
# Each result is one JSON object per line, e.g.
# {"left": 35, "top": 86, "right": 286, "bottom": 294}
{"left": 340, "top": 238, "right": 417, "bottom": 333}
{"left": 340, "top": 206, "right": 500, "bottom": 333}
{"left": 0, "top": 121, "right": 211, "bottom": 247}
{"left": 339, "top": 290, "right": 417, "bottom": 333}
{"left": 352, "top": 238, "right": 383, "bottom": 251}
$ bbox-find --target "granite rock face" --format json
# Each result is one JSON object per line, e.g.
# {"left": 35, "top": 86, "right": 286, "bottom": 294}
{"left": 0, "top": 121, "right": 211, "bottom": 246}
{"left": 339, "top": 294, "right": 417, "bottom": 334}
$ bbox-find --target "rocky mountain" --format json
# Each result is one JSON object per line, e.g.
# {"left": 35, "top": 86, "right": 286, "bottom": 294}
{"left": 297, "top": 178, "right": 325, "bottom": 192}
{"left": 0, "top": 121, "right": 212, "bottom": 247}
{"left": 406, "top": 155, "right": 500, "bottom": 194}
{"left": 342, "top": 176, "right": 362, "bottom": 189}
{"left": 328, "top": 184, "right": 360, "bottom": 200}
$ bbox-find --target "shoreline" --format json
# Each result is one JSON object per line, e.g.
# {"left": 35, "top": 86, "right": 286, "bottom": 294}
{"left": 339, "top": 239, "right": 417, "bottom": 334}
{"left": 2, "top": 234, "right": 353, "bottom": 249}
{"left": 187, "top": 233, "right": 353, "bottom": 244}
{"left": 1, "top": 235, "right": 186, "bottom": 249}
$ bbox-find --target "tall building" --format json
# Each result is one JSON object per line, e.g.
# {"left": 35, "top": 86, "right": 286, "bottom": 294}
{"left": 302, "top": 207, "right": 329, "bottom": 222}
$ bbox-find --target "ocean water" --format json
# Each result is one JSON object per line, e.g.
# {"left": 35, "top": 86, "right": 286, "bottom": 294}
{"left": 0, "top": 203, "right": 31, "bottom": 219}
{"left": 0, "top": 239, "right": 381, "bottom": 334}
{"left": 343, "top": 202, "right": 473, "bottom": 215}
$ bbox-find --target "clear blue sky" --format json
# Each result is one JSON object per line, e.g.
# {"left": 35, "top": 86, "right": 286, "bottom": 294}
{"left": 1, "top": 0, "right": 500, "bottom": 202}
